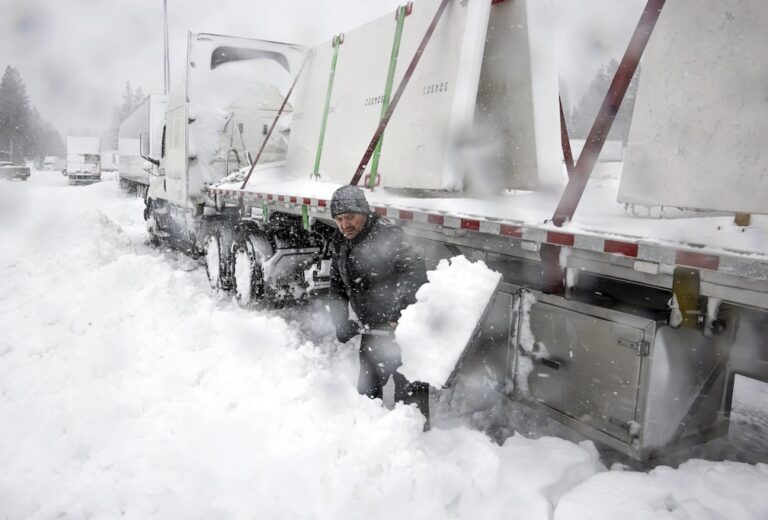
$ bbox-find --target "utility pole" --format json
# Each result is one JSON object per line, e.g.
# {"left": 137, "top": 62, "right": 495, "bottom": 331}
{"left": 163, "top": 0, "right": 171, "bottom": 94}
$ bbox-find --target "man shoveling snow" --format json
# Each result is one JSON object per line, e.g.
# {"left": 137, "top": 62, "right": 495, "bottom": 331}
{"left": 327, "top": 185, "right": 431, "bottom": 426}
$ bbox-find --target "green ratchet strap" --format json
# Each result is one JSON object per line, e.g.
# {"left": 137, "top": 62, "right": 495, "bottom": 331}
{"left": 369, "top": 4, "right": 408, "bottom": 190}
{"left": 262, "top": 201, "right": 269, "bottom": 222}
{"left": 349, "top": 0, "right": 445, "bottom": 187}
{"left": 313, "top": 33, "right": 343, "bottom": 179}
{"left": 301, "top": 204, "right": 310, "bottom": 230}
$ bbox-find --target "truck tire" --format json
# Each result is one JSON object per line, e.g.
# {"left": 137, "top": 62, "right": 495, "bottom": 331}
{"left": 232, "top": 231, "right": 274, "bottom": 307}
{"left": 204, "top": 225, "right": 235, "bottom": 292}
{"left": 144, "top": 201, "right": 162, "bottom": 246}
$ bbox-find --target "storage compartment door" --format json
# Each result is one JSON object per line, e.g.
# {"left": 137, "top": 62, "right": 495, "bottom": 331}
{"left": 526, "top": 302, "right": 646, "bottom": 443}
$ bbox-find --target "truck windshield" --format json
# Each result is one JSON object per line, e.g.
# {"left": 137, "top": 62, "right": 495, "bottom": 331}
{"left": 83, "top": 154, "right": 100, "bottom": 163}
{"left": 211, "top": 47, "right": 290, "bottom": 73}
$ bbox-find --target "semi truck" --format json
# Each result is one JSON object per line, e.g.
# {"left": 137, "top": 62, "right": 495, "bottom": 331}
{"left": 143, "top": 0, "right": 768, "bottom": 461}
{"left": 42, "top": 156, "right": 65, "bottom": 171}
{"left": 144, "top": 32, "right": 303, "bottom": 248}
{"left": 118, "top": 94, "right": 167, "bottom": 198}
{"left": 65, "top": 136, "right": 102, "bottom": 185}
{"left": 0, "top": 150, "right": 30, "bottom": 181}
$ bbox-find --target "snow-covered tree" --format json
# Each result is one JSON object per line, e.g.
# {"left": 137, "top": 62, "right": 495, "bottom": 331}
{"left": 28, "top": 107, "right": 65, "bottom": 161}
{"left": 0, "top": 66, "right": 32, "bottom": 162}
{"left": 0, "top": 66, "right": 63, "bottom": 163}
{"left": 568, "top": 59, "right": 640, "bottom": 144}
{"left": 133, "top": 86, "right": 146, "bottom": 109}
{"left": 106, "top": 81, "right": 144, "bottom": 148}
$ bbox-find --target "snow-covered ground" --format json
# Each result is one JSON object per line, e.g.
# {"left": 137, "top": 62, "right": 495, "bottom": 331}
{"left": 1, "top": 171, "right": 767, "bottom": 519}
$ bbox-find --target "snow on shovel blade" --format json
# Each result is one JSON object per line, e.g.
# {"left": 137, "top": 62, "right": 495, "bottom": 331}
{"left": 395, "top": 256, "right": 502, "bottom": 389}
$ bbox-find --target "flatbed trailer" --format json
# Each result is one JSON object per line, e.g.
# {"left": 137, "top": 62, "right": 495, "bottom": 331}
{"left": 144, "top": 0, "right": 768, "bottom": 460}
{"left": 202, "top": 168, "right": 767, "bottom": 460}
{"left": 210, "top": 174, "right": 768, "bottom": 307}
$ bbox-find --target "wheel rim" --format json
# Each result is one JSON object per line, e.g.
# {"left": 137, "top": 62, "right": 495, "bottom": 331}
{"left": 205, "top": 234, "right": 222, "bottom": 290}
{"left": 233, "top": 233, "right": 272, "bottom": 306}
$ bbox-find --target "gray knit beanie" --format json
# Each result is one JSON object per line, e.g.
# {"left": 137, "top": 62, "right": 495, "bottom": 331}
{"left": 330, "top": 185, "right": 370, "bottom": 217}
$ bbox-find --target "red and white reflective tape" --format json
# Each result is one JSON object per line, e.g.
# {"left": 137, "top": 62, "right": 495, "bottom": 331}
{"left": 208, "top": 186, "right": 768, "bottom": 281}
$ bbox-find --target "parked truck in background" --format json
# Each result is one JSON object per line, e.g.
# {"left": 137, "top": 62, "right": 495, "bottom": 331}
{"left": 143, "top": 0, "right": 768, "bottom": 463}
{"left": 0, "top": 151, "right": 30, "bottom": 181}
{"left": 101, "top": 149, "right": 119, "bottom": 172}
{"left": 65, "top": 136, "right": 102, "bottom": 185}
{"left": 118, "top": 94, "right": 167, "bottom": 198}
{"left": 43, "top": 156, "right": 65, "bottom": 171}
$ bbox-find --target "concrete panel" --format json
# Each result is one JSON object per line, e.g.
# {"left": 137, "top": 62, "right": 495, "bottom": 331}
{"left": 379, "top": 0, "right": 490, "bottom": 190}
{"left": 286, "top": 0, "right": 492, "bottom": 190}
{"left": 321, "top": 14, "right": 397, "bottom": 184}
{"left": 284, "top": 43, "right": 337, "bottom": 178}
{"left": 620, "top": 0, "right": 768, "bottom": 214}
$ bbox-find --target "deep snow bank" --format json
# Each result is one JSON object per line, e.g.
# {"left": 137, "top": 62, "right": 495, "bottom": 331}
{"left": 0, "top": 172, "right": 766, "bottom": 520}
{"left": 556, "top": 459, "right": 768, "bottom": 520}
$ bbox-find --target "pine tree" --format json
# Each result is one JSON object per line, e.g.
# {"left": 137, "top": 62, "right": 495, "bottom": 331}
{"left": 107, "top": 81, "right": 144, "bottom": 149}
{"left": 0, "top": 66, "right": 32, "bottom": 162}
{"left": 569, "top": 59, "right": 641, "bottom": 143}
{"left": 26, "top": 107, "right": 65, "bottom": 163}
{"left": 27, "top": 107, "right": 44, "bottom": 161}
{"left": 118, "top": 82, "right": 135, "bottom": 122}
{"left": 133, "top": 86, "right": 145, "bottom": 109}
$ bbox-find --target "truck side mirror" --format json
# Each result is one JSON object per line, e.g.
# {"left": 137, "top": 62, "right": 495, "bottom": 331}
{"left": 139, "top": 132, "right": 160, "bottom": 169}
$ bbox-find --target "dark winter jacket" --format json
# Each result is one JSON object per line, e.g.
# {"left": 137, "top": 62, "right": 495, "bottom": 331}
{"left": 329, "top": 214, "right": 427, "bottom": 340}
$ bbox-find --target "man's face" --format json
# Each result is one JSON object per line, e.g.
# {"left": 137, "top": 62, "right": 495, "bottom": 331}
{"left": 334, "top": 212, "right": 367, "bottom": 240}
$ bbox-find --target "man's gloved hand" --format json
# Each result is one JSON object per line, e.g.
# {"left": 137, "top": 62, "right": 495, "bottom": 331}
{"left": 336, "top": 320, "right": 360, "bottom": 343}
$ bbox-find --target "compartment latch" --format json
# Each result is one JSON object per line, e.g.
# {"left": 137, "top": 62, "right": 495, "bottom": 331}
{"left": 617, "top": 337, "right": 650, "bottom": 357}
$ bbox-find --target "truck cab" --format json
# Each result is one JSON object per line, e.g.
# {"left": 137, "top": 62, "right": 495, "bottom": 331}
{"left": 65, "top": 136, "right": 102, "bottom": 185}
{"left": 146, "top": 32, "right": 304, "bottom": 250}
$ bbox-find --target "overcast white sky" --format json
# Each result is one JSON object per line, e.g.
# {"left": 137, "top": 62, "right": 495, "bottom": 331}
{"left": 0, "top": 0, "right": 645, "bottom": 136}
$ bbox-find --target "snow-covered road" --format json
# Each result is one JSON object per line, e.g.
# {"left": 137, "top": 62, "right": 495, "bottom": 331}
{"left": 1, "top": 172, "right": 767, "bottom": 519}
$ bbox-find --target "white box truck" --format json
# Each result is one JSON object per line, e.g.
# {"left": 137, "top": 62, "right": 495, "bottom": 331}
{"left": 118, "top": 94, "right": 167, "bottom": 198}
{"left": 43, "top": 156, "right": 61, "bottom": 170}
{"left": 100, "top": 149, "right": 118, "bottom": 172}
{"left": 65, "top": 136, "right": 101, "bottom": 185}
{"left": 143, "top": 0, "right": 768, "bottom": 462}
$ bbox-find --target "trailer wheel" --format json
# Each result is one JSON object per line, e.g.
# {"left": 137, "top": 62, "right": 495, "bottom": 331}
{"left": 204, "top": 224, "right": 236, "bottom": 292}
{"left": 205, "top": 233, "right": 225, "bottom": 291}
{"left": 232, "top": 232, "right": 273, "bottom": 307}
